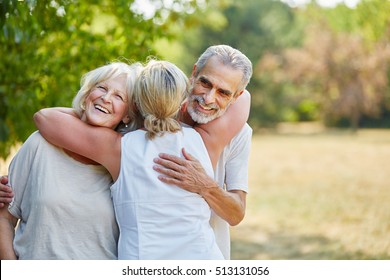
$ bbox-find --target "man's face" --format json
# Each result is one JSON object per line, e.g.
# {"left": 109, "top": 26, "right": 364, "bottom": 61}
{"left": 187, "top": 56, "right": 243, "bottom": 124}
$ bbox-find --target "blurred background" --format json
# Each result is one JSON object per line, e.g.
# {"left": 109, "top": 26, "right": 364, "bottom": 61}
{"left": 1, "top": 0, "right": 389, "bottom": 259}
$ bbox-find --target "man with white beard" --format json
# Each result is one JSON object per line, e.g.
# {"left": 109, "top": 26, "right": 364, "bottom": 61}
{"left": 152, "top": 44, "right": 253, "bottom": 260}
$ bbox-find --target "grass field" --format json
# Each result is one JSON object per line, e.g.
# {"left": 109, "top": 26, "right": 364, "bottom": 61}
{"left": 231, "top": 128, "right": 390, "bottom": 260}
{"left": 1, "top": 128, "right": 390, "bottom": 260}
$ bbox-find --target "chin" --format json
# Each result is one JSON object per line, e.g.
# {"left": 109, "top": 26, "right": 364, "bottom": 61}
{"left": 188, "top": 109, "right": 218, "bottom": 124}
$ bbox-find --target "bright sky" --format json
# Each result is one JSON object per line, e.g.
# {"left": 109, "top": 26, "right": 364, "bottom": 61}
{"left": 281, "top": 0, "right": 361, "bottom": 8}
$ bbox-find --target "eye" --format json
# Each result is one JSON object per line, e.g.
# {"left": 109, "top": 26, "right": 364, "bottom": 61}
{"left": 219, "top": 89, "right": 231, "bottom": 97}
{"left": 115, "top": 93, "right": 125, "bottom": 101}
{"left": 113, "top": 92, "right": 127, "bottom": 102}
{"left": 199, "top": 78, "right": 211, "bottom": 88}
{"left": 97, "top": 85, "right": 107, "bottom": 91}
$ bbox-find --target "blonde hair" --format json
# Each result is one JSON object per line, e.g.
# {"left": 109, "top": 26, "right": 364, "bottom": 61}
{"left": 72, "top": 61, "right": 143, "bottom": 133}
{"left": 134, "top": 59, "right": 189, "bottom": 139}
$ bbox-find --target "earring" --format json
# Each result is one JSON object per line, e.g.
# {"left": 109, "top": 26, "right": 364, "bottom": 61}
{"left": 125, "top": 123, "right": 128, "bottom": 128}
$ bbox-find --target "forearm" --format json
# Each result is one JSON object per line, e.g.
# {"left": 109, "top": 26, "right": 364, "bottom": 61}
{"left": 199, "top": 180, "right": 246, "bottom": 226}
{"left": 154, "top": 149, "right": 247, "bottom": 226}
{"left": 0, "top": 214, "right": 17, "bottom": 259}
{"left": 39, "top": 107, "right": 77, "bottom": 116}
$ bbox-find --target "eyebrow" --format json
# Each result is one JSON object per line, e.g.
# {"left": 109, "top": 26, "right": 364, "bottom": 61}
{"left": 112, "top": 88, "right": 125, "bottom": 95}
{"left": 98, "top": 83, "right": 127, "bottom": 98}
{"left": 115, "top": 90, "right": 127, "bottom": 100}
{"left": 199, "top": 76, "right": 233, "bottom": 96}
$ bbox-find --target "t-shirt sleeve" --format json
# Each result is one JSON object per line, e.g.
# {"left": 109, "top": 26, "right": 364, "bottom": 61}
{"left": 8, "top": 132, "right": 40, "bottom": 218}
{"left": 225, "top": 125, "right": 252, "bottom": 193}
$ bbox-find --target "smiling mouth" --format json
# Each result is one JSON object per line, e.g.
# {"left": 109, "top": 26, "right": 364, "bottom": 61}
{"left": 196, "top": 101, "right": 217, "bottom": 113}
{"left": 94, "top": 104, "right": 110, "bottom": 114}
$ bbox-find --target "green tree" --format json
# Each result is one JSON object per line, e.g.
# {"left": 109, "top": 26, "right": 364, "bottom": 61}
{"left": 0, "top": 0, "right": 195, "bottom": 158}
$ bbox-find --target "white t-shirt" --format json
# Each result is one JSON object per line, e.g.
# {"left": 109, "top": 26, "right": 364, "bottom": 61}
{"left": 112, "top": 126, "right": 223, "bottom": 260}
{"left": 8, "top": 131, "right": 118, "bottom": 260}
{"left": 211, "top": 123, "right": 252, "bottom": 259}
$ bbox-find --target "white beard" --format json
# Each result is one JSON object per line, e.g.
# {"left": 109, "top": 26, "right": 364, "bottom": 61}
{"left": 187, "top": 95, "right": 229, "bottom": 124}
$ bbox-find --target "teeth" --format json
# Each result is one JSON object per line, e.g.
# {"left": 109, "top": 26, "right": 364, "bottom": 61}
{"left": 199, "top": 104, "right": 213, "bottom": 111}
{"left": 95, "top": 105, "right": 109, "bottom": 114}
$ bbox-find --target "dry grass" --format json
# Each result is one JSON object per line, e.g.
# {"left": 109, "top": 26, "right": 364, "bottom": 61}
{"left": 231, "top": 128, "right": 390, "bottom": 259}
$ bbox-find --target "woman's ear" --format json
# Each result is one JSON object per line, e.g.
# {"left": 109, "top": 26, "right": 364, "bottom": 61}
{"left": 122, "top": 115, "right": 130, "bottom": 124}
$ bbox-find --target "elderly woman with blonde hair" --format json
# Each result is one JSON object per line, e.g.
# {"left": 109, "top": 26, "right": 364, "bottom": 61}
{"left": 0, "top": 61, "right": 143, "bottom": 260}
{"left": 33, "top": 59, "right": 248, "bottom": 259}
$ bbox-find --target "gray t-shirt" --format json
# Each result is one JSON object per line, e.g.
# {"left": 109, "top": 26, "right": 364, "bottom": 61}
{"left": 8, "top": 131, "right": 118, "bottom": 259}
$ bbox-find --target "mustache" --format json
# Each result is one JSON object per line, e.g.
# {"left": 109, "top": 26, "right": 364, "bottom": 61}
{"left": 192, "top": 96, "right": 218, "bottom": 110}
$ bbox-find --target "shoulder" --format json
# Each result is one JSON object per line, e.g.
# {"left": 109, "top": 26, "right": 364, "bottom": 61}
{"left": 242, "top": 123, "right": 252, "bottom": 133}
{"left": 181, "top": 125, "right": 196, "bottom": 133}
{"left": 11, "top": 131, "right": 61, "bottom": 168}
{"left": 120, "top": 130, "right": 147, "bottom": 154}
{"left": 121, "top": 130, "right": 144, "bottom": 142}
{"left": 224, "top": 123, "right": 252, "bottom": 153}
{"left": 19, "top": 131, "right": 50, "bottom": 151}
{"left": 26, "top": 130, "right": 43, "bottom": 142}
{"left": 234, "top": 123, "right": 252, "bottom": 140}
{"left": 182, "top": 126, "right": 203, "bottom": 141}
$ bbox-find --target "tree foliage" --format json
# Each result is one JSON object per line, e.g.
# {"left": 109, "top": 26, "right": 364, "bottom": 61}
{"left": 0, "top": 0, "right": 187, "bottom": 158}
{"left": 255, "top": 0, "right": 390, "bottom": 130}
{"left": 258, "top": 22, "right": 390, "bottom": 130}
{"left": 2, "top": 0, "right": 390, "bottom": 158}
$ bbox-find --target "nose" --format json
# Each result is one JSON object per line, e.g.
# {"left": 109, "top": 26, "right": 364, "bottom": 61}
{"left": 203, "top": 88, "right": 217, "bottom": 104}
{"left": 101, "top": 91, "right": 112, "bottom": 102}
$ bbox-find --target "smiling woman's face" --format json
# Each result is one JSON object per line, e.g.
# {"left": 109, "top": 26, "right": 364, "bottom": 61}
{"left": 81, "top": 74, "right": 129, "bottom": 129}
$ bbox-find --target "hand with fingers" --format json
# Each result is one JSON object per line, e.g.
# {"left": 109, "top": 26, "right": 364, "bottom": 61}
{"left": 0, "top": 176, "right": 13, "bottom": 208}
{"left": 153, "top": 148, "right": 216, "bottom": 196}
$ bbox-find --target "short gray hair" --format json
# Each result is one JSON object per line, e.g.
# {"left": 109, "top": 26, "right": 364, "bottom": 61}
{"left": 194, "top": 45, "right": 252, "bottom": 92}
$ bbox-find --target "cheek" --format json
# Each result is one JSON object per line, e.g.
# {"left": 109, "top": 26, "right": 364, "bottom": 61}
{"left": 85, "top": 90, "right": 100, "bottom": 103}
{"left": 115, "top": 102, "right": 129, "bottom": 117}
{"left": 191, "top": 84, "right": 204, "bottom": 95}
{"left": 215, "top": 96, "right": 231, "bottom": 110}
{"left": 87, "top": 90, "right": 102, "bottom": 100}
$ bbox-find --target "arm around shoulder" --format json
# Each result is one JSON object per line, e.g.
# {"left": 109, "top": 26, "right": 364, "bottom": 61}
{"left": 34, "top": 107, "right": 122, "bottom": 180}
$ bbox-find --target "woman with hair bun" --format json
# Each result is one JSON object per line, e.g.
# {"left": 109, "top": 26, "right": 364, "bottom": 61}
{"left": 33, "top": 59, "right": 247, "bottom": 259}
{"left": 113, "top": 59, "right": 222, "bottom": 259}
